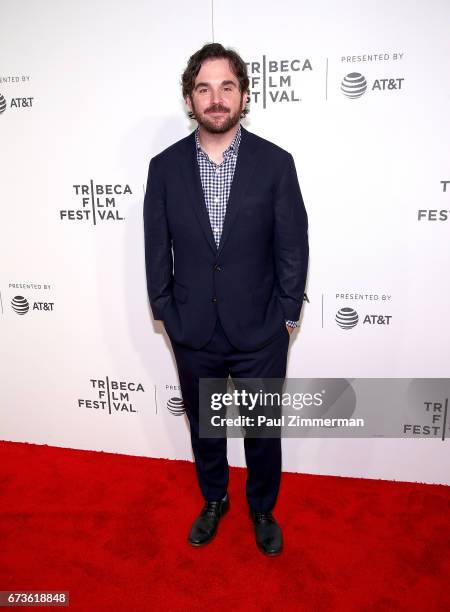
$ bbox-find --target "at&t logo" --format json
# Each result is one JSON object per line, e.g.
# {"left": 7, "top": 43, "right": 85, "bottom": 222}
{"left": 0, "top": 93, "right": 34, "bottom": 112}
{"left": 167, "top": 397, "right": 185, "bottom": 416}
{"left": 336, "top": 307, "right": 359, "bottom": 329}
{"left": 11, "top": 295, "right": 54, "bottom": 314}
{"left": 341, "top": 72, "right": 404, "bottom": 98}
{"left": 336, "top": 307, "right": 392, "bottom": 329}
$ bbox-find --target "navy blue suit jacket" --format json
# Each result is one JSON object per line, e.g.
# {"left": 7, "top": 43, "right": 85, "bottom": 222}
{"left": 143, "top": 124, "right": 309, "bottom": 351}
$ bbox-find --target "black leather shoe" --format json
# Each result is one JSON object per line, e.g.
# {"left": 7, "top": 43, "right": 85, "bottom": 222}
{"left": 188, "top": 495, "right": 230, "bottom": 546}
{"left": 250, "top": 510, "right": 283, "bottom": 556}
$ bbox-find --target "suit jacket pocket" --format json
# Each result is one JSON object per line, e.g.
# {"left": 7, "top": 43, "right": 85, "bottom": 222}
{"left": 173, "top": 281, "right": 189, "bottom": 304}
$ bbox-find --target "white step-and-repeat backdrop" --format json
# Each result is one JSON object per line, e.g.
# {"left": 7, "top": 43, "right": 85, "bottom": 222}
{"left": 2, "top": 0, "right": 449, "bottom": 484}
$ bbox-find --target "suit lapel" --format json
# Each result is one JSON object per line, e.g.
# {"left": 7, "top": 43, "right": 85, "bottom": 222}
{"left": 179, "top": 124, "right": 260, "bottom": 257}
{"left": 180, "top": 131, "right": 217, "bottom": 253}
{"left": 217, "top": 125, "right": 259, "bottom": 256}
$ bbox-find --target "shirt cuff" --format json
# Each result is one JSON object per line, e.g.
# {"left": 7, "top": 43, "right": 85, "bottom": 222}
{"left": 285, "top": 320, "right": 298, "bottom": 329}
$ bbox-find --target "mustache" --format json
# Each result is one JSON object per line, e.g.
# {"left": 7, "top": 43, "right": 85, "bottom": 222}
{"left": 205, "top": 105, "right": 230, "bottom": 113}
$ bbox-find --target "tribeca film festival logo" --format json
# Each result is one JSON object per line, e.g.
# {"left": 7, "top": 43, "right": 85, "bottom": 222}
{"left": 334, "top": 292, "right": 392, "bottom": 329}
{"left": 403, "top": 397, "right": 449, "bottom": 440}
{"left": 78, "top": 377, "right": 145, "bottom": 415}
{"left": 417, "top": 180, "right": 450, "bottom": 222}
{"left": 245, "top": 55, "right": 313, "bottom": 109}
{"left": 0, "top": 74, "right": 34, "bottom": 114}
{"left": 7, "top": 282, "right": 54, "bottom": 316}
{"left": 59, "top": 182, "right": 132, "bottom": 224}
{"left": 340, "top": 51, "right": 405, "bottom": 99}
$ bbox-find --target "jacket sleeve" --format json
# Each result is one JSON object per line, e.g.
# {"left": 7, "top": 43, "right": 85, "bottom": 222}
{"left": 143, "top": 156, "right": 173, "bottom": 321}
{"left": 273, "top": 153, "right": 309, "bottom": 322}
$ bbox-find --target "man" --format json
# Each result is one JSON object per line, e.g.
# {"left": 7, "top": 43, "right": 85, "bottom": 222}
{"left": 143, "top": 43, "right": 309, "bottom": 556}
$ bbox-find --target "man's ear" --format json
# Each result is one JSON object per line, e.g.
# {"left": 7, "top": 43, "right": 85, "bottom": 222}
{"left": 185, "top": 95, "right": 193, "bottom": 112}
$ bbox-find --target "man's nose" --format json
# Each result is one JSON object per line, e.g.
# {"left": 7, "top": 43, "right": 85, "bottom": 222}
{"left": 209, "top": 89, "right": 222, "bottom": 104}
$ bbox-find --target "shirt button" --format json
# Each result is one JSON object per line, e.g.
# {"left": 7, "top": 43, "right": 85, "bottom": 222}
{"left": 212, "top": 297, "right": 217, "bottom": 303}
{"left": 214, "top": 197, "right": 219, "bottom": 203}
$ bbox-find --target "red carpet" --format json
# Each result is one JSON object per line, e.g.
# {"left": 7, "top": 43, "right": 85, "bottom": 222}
{"left": 1, "top": 440, "right": 449, "bottom": 611}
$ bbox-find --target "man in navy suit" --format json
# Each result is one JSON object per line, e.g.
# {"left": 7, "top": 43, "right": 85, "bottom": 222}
{"left": 143, "top": 43, "right": 309, "bottom": 556}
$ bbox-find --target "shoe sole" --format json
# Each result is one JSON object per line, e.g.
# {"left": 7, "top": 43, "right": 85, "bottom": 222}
{"left": 256, "top": 542, "right": 283, "bottom": 556}
{"left": 189, "top": 532, "right": 217, "bottom": 547}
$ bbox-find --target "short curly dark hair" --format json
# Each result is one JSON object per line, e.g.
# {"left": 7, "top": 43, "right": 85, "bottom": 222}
{"left": 181, "top": 42, "right": 250, "bottom": 119}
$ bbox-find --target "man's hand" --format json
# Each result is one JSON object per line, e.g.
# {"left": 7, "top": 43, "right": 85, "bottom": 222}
{"left": 286, "top": 325, "right": 295, "bottom": 336}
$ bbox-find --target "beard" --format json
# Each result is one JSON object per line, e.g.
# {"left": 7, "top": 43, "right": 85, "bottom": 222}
{"left": 190, "top": 95, "right": 243, "bottom": 134}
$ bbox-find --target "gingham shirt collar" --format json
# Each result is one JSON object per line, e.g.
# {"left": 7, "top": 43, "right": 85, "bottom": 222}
{"left": 194, "top": 123, "right": 242, "bottom": 160}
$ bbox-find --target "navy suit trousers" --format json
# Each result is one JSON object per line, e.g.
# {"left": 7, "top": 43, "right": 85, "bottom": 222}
{"left": 169, "top": 315, "right": 290, "bottom": 513}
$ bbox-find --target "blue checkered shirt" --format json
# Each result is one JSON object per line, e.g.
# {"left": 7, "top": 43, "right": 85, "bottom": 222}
{"left": 194, "top": 124, "right": 298, "bottom": 329}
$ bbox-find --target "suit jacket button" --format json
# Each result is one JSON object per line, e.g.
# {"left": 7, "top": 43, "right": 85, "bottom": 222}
{"left": 214, "top": 264, "right": 221, "bottom": 272}
{"left": 212, "top": 297, "right": 217, "bottom": 303}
